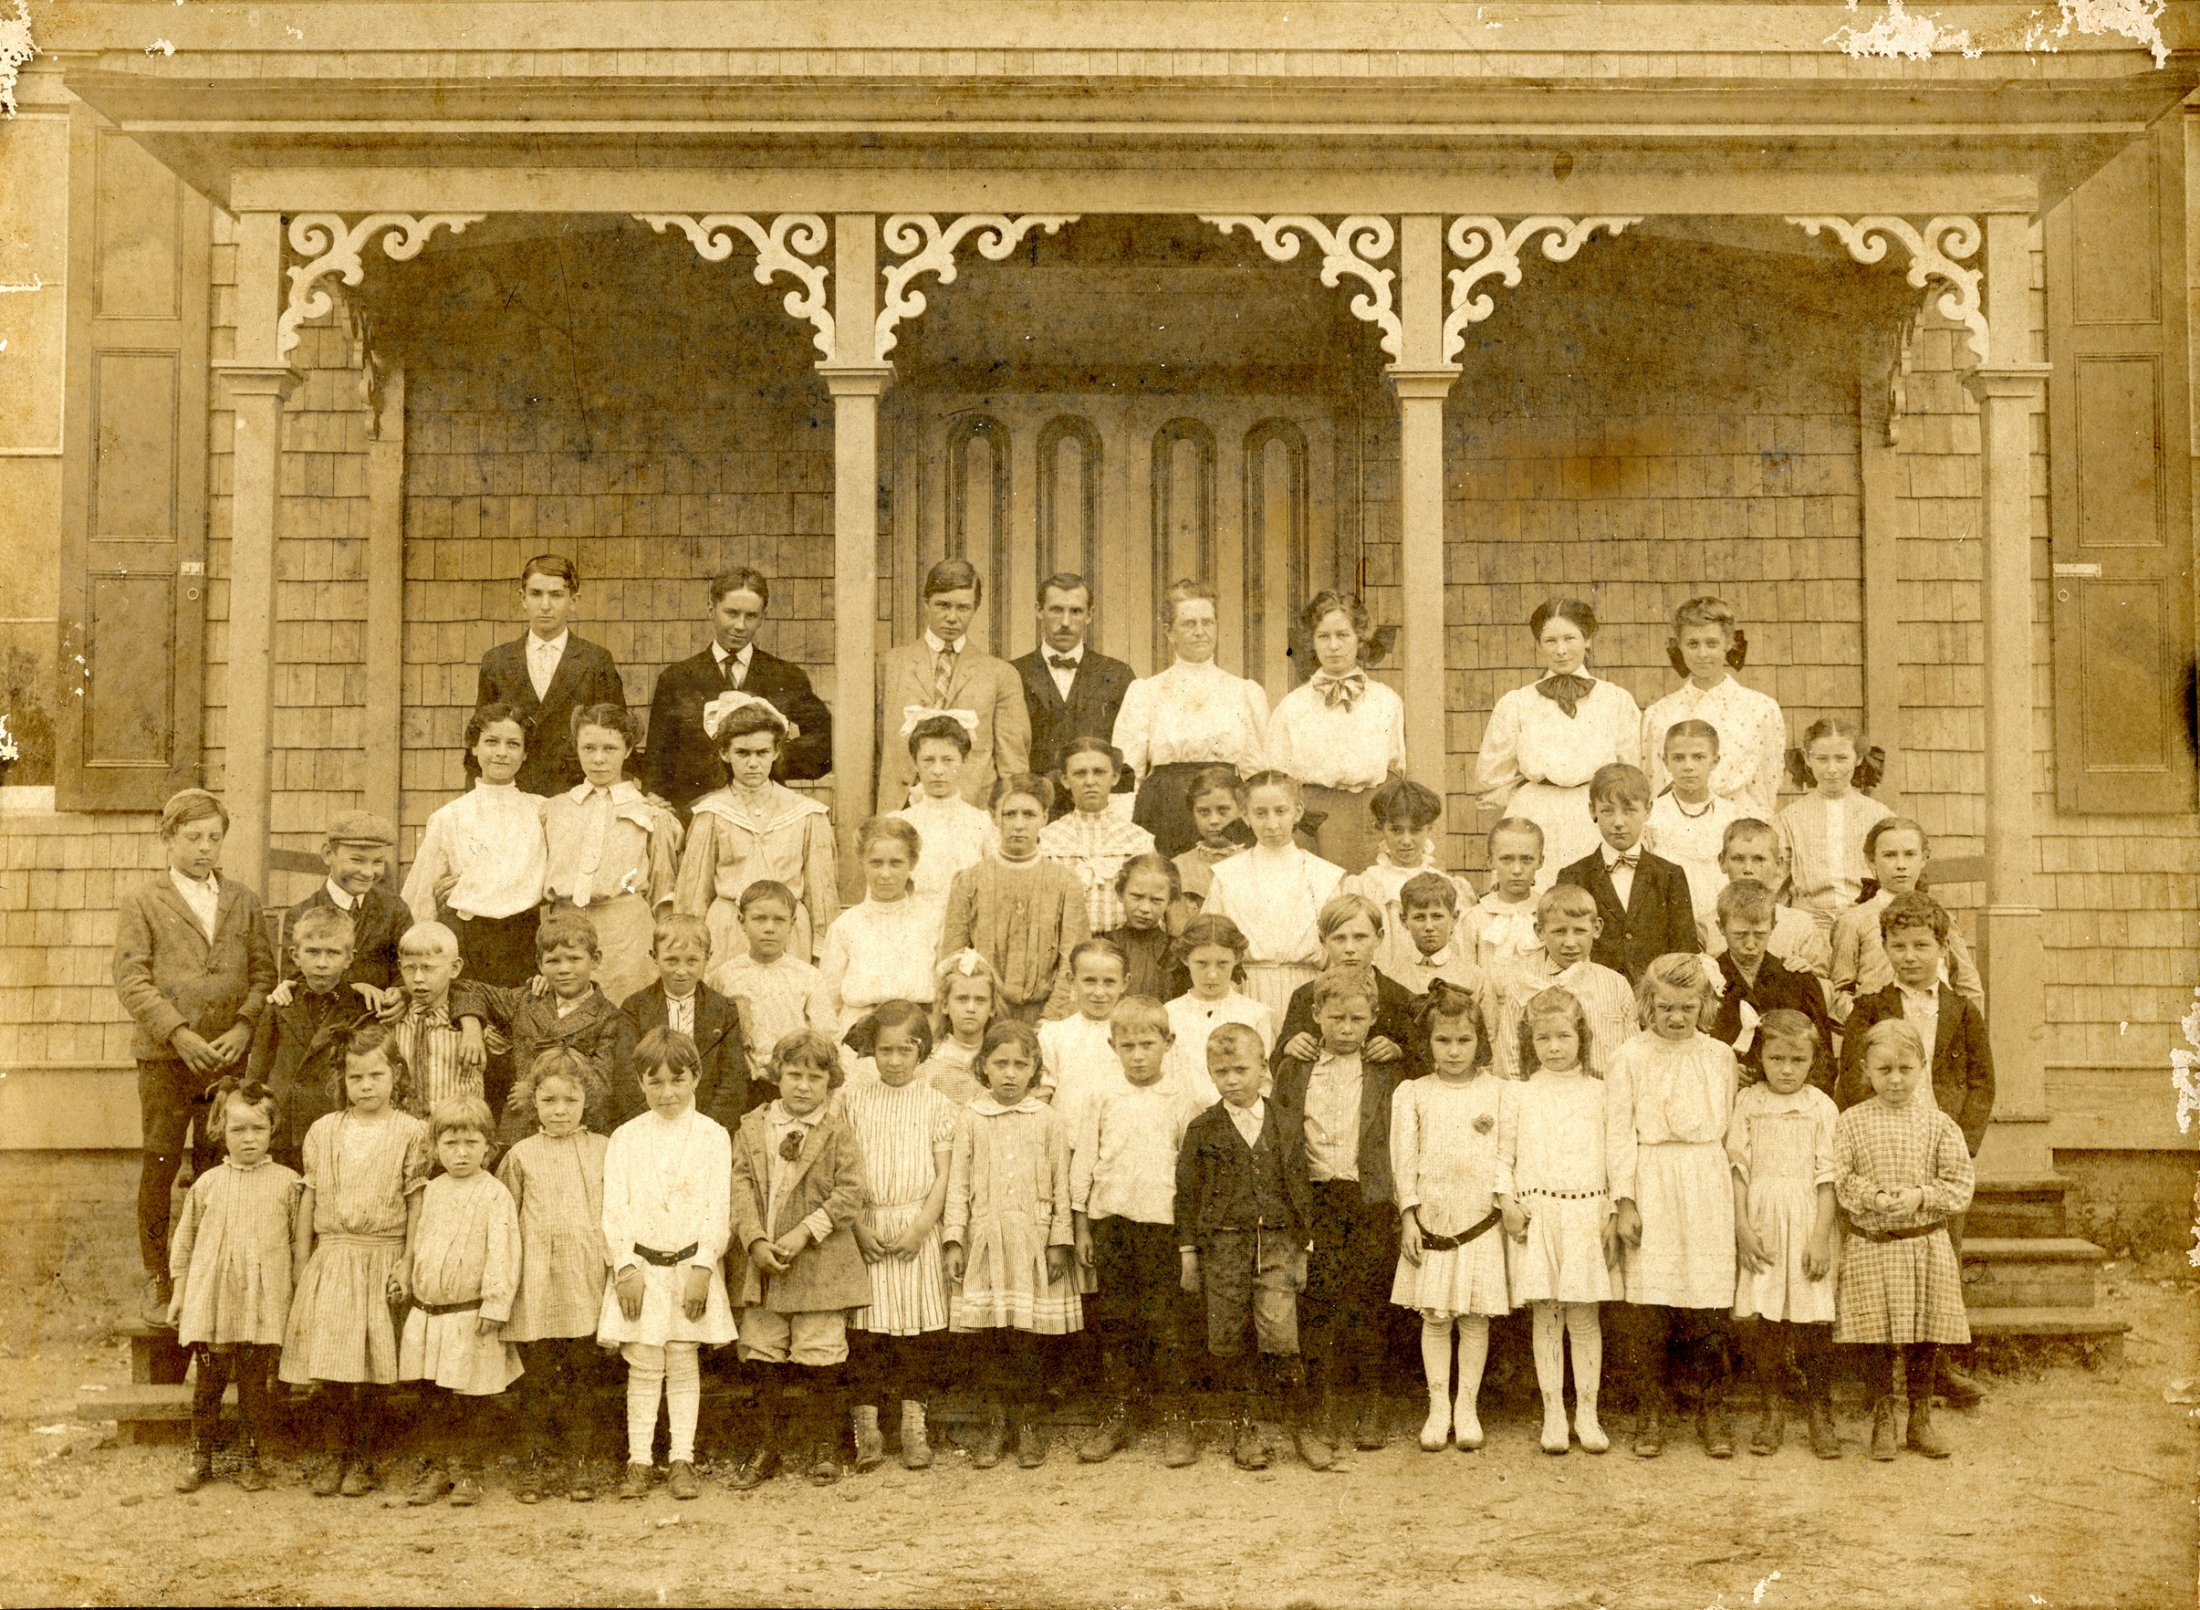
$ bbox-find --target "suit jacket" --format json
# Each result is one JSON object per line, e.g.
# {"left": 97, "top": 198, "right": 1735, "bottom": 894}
{"left": 1709, "top": 951, "right": 1835, "bottom": 1089}
{"left": 876, "top": 639, "right": 1031, "bottom": 810}
{"left": 611, "top": 981, "right": 752, "bottom": 1131}
{"left": 1175, "top": 1099, "right": 1314, "bottom": 1247}
{"left": 112, "top": 876, "right": 278, "bottom": 1063}
{"left": 1273, "top": 969, "right": 1422, "bottom": 1079}
{"left": 727, "top": 1103, "right": 871, "bottom": 1311}
{"left": 245, "top": 984, "right": 367, "bottom": 1156}
{"left": 475, "top": 632, "right": 628, "bottom": 798}
{"left": 475, "top": 983, "right": 626, "bottom": 1140}
{"left": 1835, "top": 983, "right": 1996, "bottom": 1154}
{"left": 1011, "top": 647, "right": 1136, "bottom": 782}
{"left": 287, "top": 883, "right": 413, "bottom": 994}
{"left": 1272, "top": 1050, "right": 1412, "bottom": 1206}
{"left": 1556, "top": 847, "right": 1701, "bottom": 985}
{"left": 643, "top": 644, "right": 834, "bottom": 817}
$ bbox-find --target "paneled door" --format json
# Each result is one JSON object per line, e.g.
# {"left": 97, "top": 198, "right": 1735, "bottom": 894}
{"left": 892, "top": 393, "right": 1345, "bottom": 696}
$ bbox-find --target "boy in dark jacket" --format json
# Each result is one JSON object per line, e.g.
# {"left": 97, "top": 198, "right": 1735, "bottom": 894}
{"left": 1177, "top": 1022, "right": 1326, "bottom": 1470}
{"left": 1557, "top": 762, "right": 1699, "bottom": 984}
{"left": 1706, "top": 880, "right": 1835, "bottom": 1085}
{"left": 612, "top": 911, "right": 751, "bottom": 1129}
{"left": 247, "top": 904, "right": 366, "bottom": 1175}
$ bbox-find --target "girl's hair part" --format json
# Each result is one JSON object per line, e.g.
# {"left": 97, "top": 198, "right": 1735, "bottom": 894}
{"left": 1662, "top": 717, "right": 1721, "bottom": 756}
{"left": 1235, "top": 768, "right": 1301, "bottom": 805}
{"left": 1170, "top": 912, "right": 1250, "bottom": 975}
{"left": 1488, "top": 816, "right": 1545, "bottom": 854}
{"left": 1316, "top": 890, "right": 1385, "bottom": 941}
{"left": 632, "top": 1025, "right": 702, "bottom": 1087}
{"left": 713, "top": 701, "right": 790, "bottom": 752}
{"left": 771, "top": 1028, "right": 845, "bottom": 1088}
{"left": 906, "top": 713, "right": 974, "bottom": 760}
{"left": 1115, "top": 851, "right": 1182, "bottom": 899}
{"left": 988, "top": 771, "right": 1057, "bottom": 814}
{"left": 1754, "top": 1008, "right": 1827, "bottom": 1078}
{"left": 569, "top": 702, "right": 635, "bottom": 748}
{"left": 429, "top": 1095, "right": 496, "bottom": 1145}
{"left": 1529, "top": 596, "right": 1598, "bottom": 640}
{"left": 206, "top": 1077, "right": 279, "bottom": 1148}
{"left": 1666, "top": 595, "right": 1748, "bottom": 676}
{"left": 510, "top": 1047, "right": 603, "bottom": 1133}
{"left": 1416, "top": 980, "right": 1491, "bottom": 1069}
{"left": 858, "top": 998, "right": 937, "bottom": 1063}
{"left": 159, "top": 787, "right": 229, "bottom": 839}
{"left": 1858, "top": 815, "right": 1931, "bottom": 900}
{"left": 1368, "top": 774, "right": 1443, "bottom": 831}
{"left": 1183, "top": 764, "right": 1243, "bottom": 809}
{"left": 1518, "top": 985, "right": 1592, "bottom": 1077}
{"left": 1787, "top": 715, "right": 1885, "bottom": 792}
{"left": 1635, "top": 951, "right": 1720, "bottom": 1026}
{"left": 1299, "top": 588, "right": 1372, "bottom": 643}
{"left": 1068, "top": 935, "right": 1129, "bottom": 977}
{"left": 465, "top": 701, "right": 531, "bottom": 754}
{"left": 977, "top": 1017, "right": 1043, "bottom": 1078}
{"left": 1858, "top": 1016, "right": 1928, "bottom": 1072}
{"left": 1058, "top": 736, "right": 1123, "bottom": 779}
{"left": 331, "top": 1019, "right": 415, "bottom": 1112}
{"left": 857, "top": 814, "right": 922, "bottom": 863}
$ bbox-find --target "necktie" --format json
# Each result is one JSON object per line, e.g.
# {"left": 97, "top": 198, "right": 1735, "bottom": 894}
{"left": 723, "top": 652, "right": 743, "bottom": 689}
{"left": 933, "top": 646, "right": 957, "bottom": 709}
{"left": 1534, "top": 672, "right": 1595, "bottom": 717}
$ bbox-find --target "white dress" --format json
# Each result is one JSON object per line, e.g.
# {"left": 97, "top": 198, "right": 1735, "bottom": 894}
{"left": 399, "top": 1169, "right": 524, "bottom": 1395}
{"left": 1645, "top": 791, "right": 1741, "bottom": 946}
{"left": 891, "top": 792, "right": 997, "bottom": 924}
{"left": 1163, "top": 990, "right": 1267, "bottom": 1102}
{"left": 1607, "top": 1030, "right": 1739, "bottom": 1310}
{"left": 1474, "top": 892, "right": 1545, "bottom": 1013}
{"left": 1200, "top": 844, "right": 1345, "bottom": 1019}
{"left": 1500, "top": 1067, "right": 1613, "bottom": 1305}
{"left": 1110, "top": 659, "right": 1271, "bottom": 780}
{"left": 1726, "top": 1082, "right": 1838, "bottom": 1324}
{"left": 817, "top": 896, "right": 943, "bottom": 1039}
{"left": 1038, "top": 1012, "right": 1122, "bottom": 1142}
{"left": 595, "top": 1106, "right": 739, "bottom": 1347}
{"left": 1489, "top": 956, "right": 1639, "bottom": 1081}
{"left": 1475, "top": 677, "right": 1642, "bottom": 893}
{"left": 1390, "top": 1076, "right": 1512, "bottom": 1319}
{"left": 1640, "top": 675, "right": 1788, "bottom": 823}
{"left": 1264, "top": 677, "right": 1407, "bottom": 790}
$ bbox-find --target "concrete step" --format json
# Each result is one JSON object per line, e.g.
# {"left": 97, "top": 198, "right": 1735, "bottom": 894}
{"left": 1966, "top": 1304, "right": 2128, "bottom": 1364}
{"left": 115, "top": 1320, "right": 190, "bottom": 1386}
{"left": 1968, "top": 1174, "right": 2074, "bottom": 1239}
{"left": 1961, "top": 1236, "right": 2105, "bottom": 1312}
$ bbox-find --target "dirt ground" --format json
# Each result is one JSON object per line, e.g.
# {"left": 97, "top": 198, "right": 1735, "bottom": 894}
{"left": 1, "top": 1260, "right": 2194, "bottom": 1610}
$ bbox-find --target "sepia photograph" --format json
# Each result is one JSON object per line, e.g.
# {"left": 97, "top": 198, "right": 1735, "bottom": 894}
{"left": 0, "top": 2, "right": 2196, "bottom": 1604}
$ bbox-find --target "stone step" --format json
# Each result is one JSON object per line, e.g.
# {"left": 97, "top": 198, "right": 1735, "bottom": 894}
{"left": 1968, "top": 1174, "right": 2075, "bottom": 1239}
{"left": 1965, "top": 1305, "right": 2128, "bottom": 1364}
{"left": 1961, "top": 1236, "right": 2104, "bottom": 1312}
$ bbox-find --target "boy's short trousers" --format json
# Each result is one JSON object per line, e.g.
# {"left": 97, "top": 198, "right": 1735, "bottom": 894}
{"left": 737, "top": 1307, "right": 849, "bottom": 1366}
{"left": 1200, "top": 1229, "right": 1300, "bottom": 1357}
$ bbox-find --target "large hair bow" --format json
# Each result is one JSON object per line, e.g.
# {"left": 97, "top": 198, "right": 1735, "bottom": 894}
{"left": 900, "top": 704, "right": 981, "bottom": 738}
{"left": 703, "top": 690, "right": 792, "bottom": 741}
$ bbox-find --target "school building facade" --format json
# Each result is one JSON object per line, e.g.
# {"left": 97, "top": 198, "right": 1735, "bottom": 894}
{"left": 1, "top": 4, "right": 2196, "bottom": 1300}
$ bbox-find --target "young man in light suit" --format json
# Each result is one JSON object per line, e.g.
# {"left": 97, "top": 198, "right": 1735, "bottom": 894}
{"left": 874, "top": 559, "right": 1031, "bottom": 810}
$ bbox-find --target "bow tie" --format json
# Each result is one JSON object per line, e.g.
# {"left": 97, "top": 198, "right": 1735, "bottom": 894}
{"left": 1534, "top": 672, "right": 1595, "bottom": 717}
{"left": 1311, "top": 669, "right": 1367, "bottom": 710}
{"left": 1605, "top": 848, "right": 1640, "bottom": 871}
{"left": 1048, "top": 655, "right": 1080, "bottom": 672}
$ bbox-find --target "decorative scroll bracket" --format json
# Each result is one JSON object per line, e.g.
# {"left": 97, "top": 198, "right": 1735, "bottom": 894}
{"left": 875, "top": 214, "right": 1078, "bottom": 362}
{"left": 636, "top": 213, "right": 836, "bottom": 361}
{"left": 280, "top": 214, "right": 483, "bottom": 359}
{"left": 1441, "top": 216, "right": 1640, "bottom": 362}
{"left": 1202, "top": 215, "right": 1402, "bottom": 361}
{"left": 1789, "top": 215, "right": 1987, "bottom": 365}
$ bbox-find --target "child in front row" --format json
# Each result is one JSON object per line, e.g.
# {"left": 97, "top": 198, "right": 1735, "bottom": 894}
{"left": 1498, "top": 986, "right": 1614, "bottom": 1456}
{"left": 280, "top": 1021, "right": 432, "bottom": 1498}
{"left": 1390, "top": 983, "right": 1510, "bottom": 1454}
{"left": 599, "top": 1027, "right": 738, "bottom": 1502}
{"left": 1834, "top": 1018, "right": 1975, "bottom": 1461}
{"left": 943, "top": 1020, "right": 1083, "bottom": 1470}
{"left": 843, "top": 1001, "right": 959, "bottom": 1472}
{"left": 1070, "top": 997, "right": 1206, "bottom": 1466}
{"left": 1201, "top": 771, "right": 1346, "bottom": 1020}
{"left": 940, "top": 774, "right": 1090, "bottom": 1023}
{"left": 1164, "top": 914, "right": 1274, "bottom": 1099}
{"left": 1489, "top": 885, "right": 1636, "bottom": 1080}
{"left": 1608, "top": 954, "right": 1740, "bottom": 1459}
{"left": 1727, "top": 1010, "right": 1840, "bottom": 1460}
{"left": 1176, "top": 1023, "right": 1326, "bottom": 1470}
{"left": 729, "top": 1029, "right": 870, "bottom": 1490}
{"left": 399, "top": 1096, "right": 523, "bottom": 1509}
{"left": 169, "top": 1077, "right": 301, "bottom": 1494}
{"left": 497, "top": 1048, "right": 613, "bottom": 1503}
{"left": 1104, "top": 853, "right": 1190, "bottom": 1004}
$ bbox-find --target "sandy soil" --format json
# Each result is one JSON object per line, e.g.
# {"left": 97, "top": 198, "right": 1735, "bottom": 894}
{"left": 1, "top": 1260, "right": 2193, "bottom": 1609}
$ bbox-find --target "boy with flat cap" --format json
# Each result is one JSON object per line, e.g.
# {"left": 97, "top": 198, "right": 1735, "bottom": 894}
{"left": 290, "top": 811, "right": 413, "bottom": 1010}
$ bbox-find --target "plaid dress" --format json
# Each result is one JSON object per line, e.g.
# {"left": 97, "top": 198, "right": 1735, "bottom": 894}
{"left": 1831, "top": 1097, "right": 1974, "bottom": 1344}
{"left": 1038, "top": 809, "right": 1157, "bottom": 934}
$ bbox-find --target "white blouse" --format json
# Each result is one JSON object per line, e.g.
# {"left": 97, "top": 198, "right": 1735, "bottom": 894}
{"left": 1111, "top": 659, "right": 1270, "bottom": 780}
{"left": 1263, "top": 677, "right": 1406, "bottom": 792}
{"left": 817, "top": 896, "right": 944, "bottom": 1035}
{"left": 1640, "top": 675, "right": 1788, "bottom": 822}
{"left": 1200, "top": 844, "right": 1345, "bottom": 968}
{"left": 402, "top": 781, "right": 547, "bottom": 921}
{"left": 1475, "top": 677, "right": 1643, "bottom": 805}
{"left": 890, "top": 792, "right": 997, "bottom": 918}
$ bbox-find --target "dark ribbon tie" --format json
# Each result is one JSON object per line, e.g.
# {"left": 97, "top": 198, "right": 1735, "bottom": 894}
{"left": 1534, "top": 673, "right": 1596, "bottom": 718}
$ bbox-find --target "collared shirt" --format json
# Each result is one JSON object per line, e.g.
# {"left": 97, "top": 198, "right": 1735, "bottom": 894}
{"left": 922, "top": 629, "right": 962, "bottom": 660}
{"left": 1301, "top": 1052, "right": 1363, "bottom": 1183}
{"left": 1226, "top": 1097, "right": 1268, "bottom": 1149}
{"left": 1069, "top": 1078, "right": 1202, "bottom": 1226}
{"left": 396, "top": 1000, "right": 476, "bottom": 1116}
{"left": 762, "top": 1100, "right": 835, "bottom": 1245}
{"left": 663, "top": 989, "right": 695, "bottom": 1038}
{"left": 1044, "top": 641, "right": 1085, "bottom": 702}
{"left": 527, "top": 628, "right": 569, "bottom": 700}
{"left": 1602, "top": 842, "right": 1638, "bottom": 908}
{"left": 1899, "top": 984, "right": 1942, "bottom": 1093}
{"left": 169, "top": 868, "right": 221, "bottom": 941}
{"left": 323, "top": 879, "right": 358, "bottom": 912}
{"left": 401, "top": 781, "right": 548, "bottom": 922}
{"left": 712, "top": 640, "right": 755, "bottom": 689}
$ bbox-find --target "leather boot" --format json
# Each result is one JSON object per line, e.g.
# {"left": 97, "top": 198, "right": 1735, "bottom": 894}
{"left": 1232, "top": 1415, "right": 1270, "bottom": 1470}
{"left": 1806, "top": 1396, "right": 1842, "bottom": 1460}
{"left": 1869, "top": 1396, "right": 1901, "bottom": 1461}
{"left": 899, "top": 1401, "right": 933, "bottom": 1470}
{"left": 1351, "top": 1391, "right": 1387, "bottom": 1451}
{"left": 176, "top": 1444, "right": 213, "bottom": 1494}
{"left": 851, "top": 1405, "right": 885, "bottom": 1473}
{"left": 1905, "top": 1391, "right": 1951, "bottom": 1459}
{"left": 1632, "top": 1390, "right": 1670, "bottom": 1459}
{"left": 1078, "top": 1399, "right": 1132, "bottom": 1464}
{"left": 971, "top": 1404, "right": 1008, "bottom": 1470}
{"left": 1159, "top": 1405, "right": 1198, "bottom": 1468}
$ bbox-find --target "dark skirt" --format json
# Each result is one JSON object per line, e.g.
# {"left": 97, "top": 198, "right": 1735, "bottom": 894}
{"left": 451, "top": 907, "right": 540, "bottom": 989}
{"left": 1132, "top": 761, "right": 1217, "bottom": 859}
{"left": 1295, "top": 782, "right": 1381, "bottom": 876}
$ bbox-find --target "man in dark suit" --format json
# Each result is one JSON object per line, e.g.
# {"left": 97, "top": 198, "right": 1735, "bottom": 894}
{"left": 1011, "top": 572, "right": 1136, "bottom": 797}
{"left": 474, "top": 554, "right": 628, "bottom": 798}
{"left": 1556, "top": 764, "right": 1699, "bottom": 985}
{"left": 644, "top": 565, "right": 833, "bottom": 820}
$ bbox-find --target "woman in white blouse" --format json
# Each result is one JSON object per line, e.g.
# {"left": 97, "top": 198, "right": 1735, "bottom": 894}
{"left": 1263, "top": 589, "right": 1405, "bottom": 874}
{"left": 1639, "top": 595, "right": 1787, "bottom": 822}
{"left": 1475, "top": 597, "right": 1642, "bottom": 893}
{"left": 1111, "top": 579, "right": 1270, "bottom": 857}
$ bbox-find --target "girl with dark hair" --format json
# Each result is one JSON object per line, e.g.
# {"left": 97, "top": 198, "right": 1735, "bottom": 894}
{"left": 1264, "top": 590, "right": 1406, "bottom": 874}
{"left": 402, "top": 702, "right": 548, "bottom": 987}
{"left": 543, "top": 701, "right": 682, "bottom": 1003}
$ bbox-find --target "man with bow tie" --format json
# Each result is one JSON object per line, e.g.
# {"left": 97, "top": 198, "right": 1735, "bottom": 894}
{"left": 473, "top": 555, "right": 630, "bottom": 797}
{"left": 644, "top": 566, "right": 835, "bottom": 822}
{"left": 1011, "top": 573, "right": 1136, "bottom": 812}
{"left": 874, "top": 559, "right": 1031, "bottom": 811}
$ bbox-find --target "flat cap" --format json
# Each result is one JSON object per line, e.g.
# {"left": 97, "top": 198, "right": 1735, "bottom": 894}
{"left": 323, "top": 810, "right": 396, "bottom": 847}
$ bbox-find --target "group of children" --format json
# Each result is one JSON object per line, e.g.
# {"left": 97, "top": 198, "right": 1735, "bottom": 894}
{"left": 121, "top": 600, "right": 1993, "bottom": 1501}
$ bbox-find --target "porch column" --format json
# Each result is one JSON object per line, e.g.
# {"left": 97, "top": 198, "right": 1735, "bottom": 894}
{"left": 1387, "top": 215, "right": 1461, "bottom": 807}
{"left": 1965, "top": 212, "right": 2054, "bottom": 1179}
{"left": 818, "top": 214, "right": 892, "bottom": 889}
{"left": 212, "top": 210, "right": 300, "bottom": 893}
